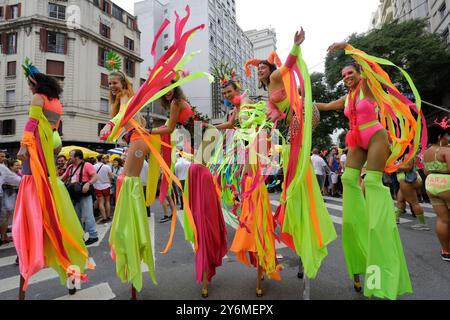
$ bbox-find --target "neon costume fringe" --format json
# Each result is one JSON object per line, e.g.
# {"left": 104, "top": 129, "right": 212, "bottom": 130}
{"left": 183, "top": 164, "right": 228, "bottom": 283}
{"left": 341, "top": 45, "right": 416, "bottom": 299}
{"left": 104, "top": 6, "right": 213, "bottom": 289}
{"left": 272, "top": 44, "right": 337, "bottom": 279}
{"left": 344, "top": 45, "right": 427, "bottom": 173}
{"left": 110, "top": 176, "right": 156, "bottom": 291}
{"left": 13, "top": 106, "right": 91, "bottom": 291}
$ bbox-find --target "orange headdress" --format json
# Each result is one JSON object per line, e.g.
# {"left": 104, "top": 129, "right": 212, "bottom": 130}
{"left": 245, "top": 51, "right": 282, "bottom": 77}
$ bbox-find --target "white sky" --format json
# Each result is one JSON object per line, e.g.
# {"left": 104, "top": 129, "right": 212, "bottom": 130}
{"left": 114, "top": 0, "right": 379, "bottom": 73}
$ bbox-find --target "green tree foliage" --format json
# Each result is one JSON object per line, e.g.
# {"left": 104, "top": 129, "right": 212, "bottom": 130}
{"left": 325, "top": 19, "right": 450, "bottom": 114}
{"left": 311, "top": 72, "right": 347, "bottom": 150}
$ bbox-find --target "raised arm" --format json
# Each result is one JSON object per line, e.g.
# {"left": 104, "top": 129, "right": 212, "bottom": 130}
{"left": 17, "top": 94, "right": 45, "bottom": 161}
{"left": 216, "top": 108, "right": 237, "bottom": 130}
{"left": 150, "top": 100, "right": 181, "bottom": 135}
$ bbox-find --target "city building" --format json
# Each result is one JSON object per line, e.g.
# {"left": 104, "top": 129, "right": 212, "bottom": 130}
{"left": 245, "top": 28, "right": 277, "bottom": 100}
{"left": 135, "top": 0, "right": 257, "bottom": 124}
{"left": 370, "top": 0, "right": 396, "bottom": 29}
{"left": 428, "top": 0, "right": 450, "bottom": 40}
{"left": 0, "top": 0, "right": 142, "bottom": 153}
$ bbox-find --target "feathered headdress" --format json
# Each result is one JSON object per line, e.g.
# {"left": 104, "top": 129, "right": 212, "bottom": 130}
{"left": 21, "top": 57, "right": 42, "bottom": 85}
{"left": 435, "top": 117, "right": 450, "bottom": 129}
{"left": 244, "top": 51, "right": 282, "bottom": 77}
{"left": 212, "top": 62, "right": 240, "bottom": 89}
{"left": 105, "top": 50, "right": 122, "bottom": 73}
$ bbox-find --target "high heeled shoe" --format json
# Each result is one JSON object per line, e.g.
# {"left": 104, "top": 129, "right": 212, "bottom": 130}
{"left": 201, "top": 288, "right": 208, "bottom": 298}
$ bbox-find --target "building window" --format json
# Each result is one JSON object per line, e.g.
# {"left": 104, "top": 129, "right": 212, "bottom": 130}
{"left": 102, "top": 1, "right": 111, "bottom": 14}
{"left": 98, "top": 47, "right": 108, "bottom": 67}
{"left": 438, "top": 3, "right": 446, "bottom": 19}
{"left": 164, "top": 34, "right": 168, "bottom": 39}
{"left": 100, "top": 23, "right": 111, "bottom": 38}
{"left": 164, "top": 45, "right": 168, "bottom": 51}
{"left": 47, "top": 32, "right": 66, "bottom": 54}
{"left": 7, "top": 33, "right": 17, "bottom": 54}
{"left": 9, "top": 4, "right": 20, "bottom": 19}
{"left": 1, "top": 119, "right": 16, "bottom": 135}
{"left": 5, "top": 90, "right": 15, "bottom": 107}
{"left": 101, "top": 73, "right": 109, "bottom": 87}
{"left": 100, "top": 98, "right": 109, "bottom": 113}
{"left": 127, "top": 16, "right": 133, "bottom": 29}
{"left": 124, "top": 37, "right": 134, "bottom": 51}
{"left": 0, "top": 7, "right": 4, "bottom": 19}
{"left": 46, "top": 60, "right": 64, "bottom": 77}
{"left": 112, "top": 4, "right": 124, "bottom": 21}
{"left": 49, "top": 3, "right": 66, "bottom": 20}
{"left": 7, "top": 61, "right": 16, "bottom": 76}
{"left": 164, "top": 9, "right": 168, "bottom": 14}
{"left": 93, "top": 0, "right": 100, "bottom": 7}
{"left": 124, "top": 58, "right": 135, "bottom": 78}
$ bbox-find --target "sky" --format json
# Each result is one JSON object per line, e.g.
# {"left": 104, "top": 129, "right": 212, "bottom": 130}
{"left": 114, "top": 0, "right": 380, "bottom": 72}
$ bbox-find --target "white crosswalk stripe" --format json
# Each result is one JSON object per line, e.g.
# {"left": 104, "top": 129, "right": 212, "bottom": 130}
{"left": 0, "top": 255, "right": 17, "bottom": 268}
{"left": 269, "top": 200, "right": 414, "bottom": 224}
{"left": 322, "top": 196, "right": 436, "bottom": 218}
{"left": 55, "top": 283, "right": 115, "bottom": 300}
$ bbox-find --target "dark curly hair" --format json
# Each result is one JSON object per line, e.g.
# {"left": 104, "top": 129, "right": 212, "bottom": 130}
{"left": 258, "top": 61, "right": 278, "bottom": 91}
{"left": 160, "top": 84, "right": 187, "bottom": 110}
{"left": 427, "top": 123, "right": 450, "bottom": 145}
{"left": 29, "top": 73, "right": 63, "bottom": 99}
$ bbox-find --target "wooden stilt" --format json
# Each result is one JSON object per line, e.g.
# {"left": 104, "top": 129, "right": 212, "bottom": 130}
{"left": 201, "top": 272, "right": 208, "bottom": 298}
{"left": 353, "top": 274, "right": 362, "bottom": 292}
{"left": 131, "top": 285, "right": 137, "bottom": 300}
{"left": 19, "top": 276, "right": 26, "bottom": 300}
{"left": 256, "top": 265, "right": 263, "bottom": 297}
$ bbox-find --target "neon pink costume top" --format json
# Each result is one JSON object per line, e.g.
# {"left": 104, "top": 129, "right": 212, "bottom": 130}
{"left": 177, "top": 100, "right": 195, "bottom": 125}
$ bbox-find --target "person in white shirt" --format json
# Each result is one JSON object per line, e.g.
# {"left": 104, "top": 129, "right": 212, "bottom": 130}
{"left": 94, "top": 155, "right": 113, "bottom": 223}
{"left": 174, "top": 154, "right": 191, "bottom": 209}
{"left": 340, "top": 149, "right": 348, "bottom": 172}
{"left": 0, "top": 162, "right": 21, "bottom": 245}
{"left": 311, "top": 148, "right": 329, "bottom": 192}
{"left": 140, "top": 159, "right": 151, "bottom": 217}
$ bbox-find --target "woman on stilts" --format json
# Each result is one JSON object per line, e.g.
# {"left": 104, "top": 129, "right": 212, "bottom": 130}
{"left": 315, "top": 42, "right": 424, "bottom": 299}
{"left": 14, "top": 59, "right": 91, "bottom": 299}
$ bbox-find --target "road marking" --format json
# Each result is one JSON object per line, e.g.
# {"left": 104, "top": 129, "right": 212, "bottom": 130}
{"left": 0, "top": 268, "right": 59, "bottom": 294}
{"left": 0, "top": 242, "right": 15, "bottom": 251}
{"left": 0, "top": 255, "right": 17, "bottom": 268}
{"left": 85, "top": 222, "right": 111, "bottom": 247}
{"left": 323, "top": 196, "right": 436, "bottom": 217}
{"left": 55, "top": 283, "right": 115, "bottom": 300}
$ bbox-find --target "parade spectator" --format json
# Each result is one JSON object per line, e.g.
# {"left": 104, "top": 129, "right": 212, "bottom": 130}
{"left": 0, "top": 150, "right": 7, "bottom": 165}
{"left": 0, "top": 160, "right": 21, "bottom": 245}
{"left": 94, "top": 155, "right": 113, "bottom": 223}
{"left": 174, "top": 154, "right": 191, "bottom": 209}
{"left": 110, "top": 157, "right": 124, "bottom": 205}
{"left": 327, "top": 147, "right": 340, "bottom": 197}
{"left": 56, "top": 155, "right": 67, "bottom": 177}
{"left": 62, "top": 149, "right": 99, "bottom": 245}
{"left": 311, "top": 148, "right": 329, "bottom": 193}
{"left": 140, "top": 159, "right": 151, "bottom": 217}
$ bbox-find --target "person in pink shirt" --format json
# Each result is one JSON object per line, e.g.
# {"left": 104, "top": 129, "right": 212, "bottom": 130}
{"left": 62, "top": 149, "right": 99, "bottom": 245}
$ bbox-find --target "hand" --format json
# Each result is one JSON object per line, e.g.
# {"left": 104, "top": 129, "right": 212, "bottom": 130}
{"left": 100, "top": 123, "right": 112, "bottom": 140}
{"left": 17, "top": 145, "right": 29, "bottom": 161}
{"left": 294, "top": 28, "right": 305, "bottom": 46}
{"left": 327, "top": 42, "right": 347, "bottom": 53}
{"left": 82, "top": 182, "right": 90, "bottom": 194}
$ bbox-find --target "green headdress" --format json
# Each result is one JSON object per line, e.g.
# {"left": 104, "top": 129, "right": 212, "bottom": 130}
{"left": 105, "top": 50, "right": 122, "bottom": 73}
{"left": 21, "top": 57, "right": 42, "bottom": 84}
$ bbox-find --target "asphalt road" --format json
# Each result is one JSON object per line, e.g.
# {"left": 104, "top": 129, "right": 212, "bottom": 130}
{"left": 0, "top": 192, "right": 449, "bottom": 300}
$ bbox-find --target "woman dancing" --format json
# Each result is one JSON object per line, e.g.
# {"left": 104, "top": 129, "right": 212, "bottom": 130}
{"left": 423, "top": 119, "right": 450, "bottom": 261}
{"left": 100, "top": 6, "right": 217, "bottom": 298}
{"left": 315, "top": 42, "right": 424, "bottom": 299}
{"left": 245, "top": 29, "right": 336, "bottom": 284}
{"left": 14, "top": 59, "right": 90, "bottom": 299}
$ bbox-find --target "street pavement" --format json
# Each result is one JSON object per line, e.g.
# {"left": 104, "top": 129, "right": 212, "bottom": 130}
{"left": 0, "top": 192, "right": 449, "bottom": 300}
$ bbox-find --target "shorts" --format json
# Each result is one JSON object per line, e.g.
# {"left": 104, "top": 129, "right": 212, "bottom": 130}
{"left": 95, "top": 188, "right": 111, "bottom": 198}
{"left": 330, "top": 172, "right": 339, "bottom": 185}
{"left": 426, "top": 174, "right": 450, "bottom": 209}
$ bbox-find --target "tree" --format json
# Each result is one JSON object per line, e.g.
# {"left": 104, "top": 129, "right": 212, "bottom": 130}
{"left": 310, "top": 72, "right": 348, "bottom": 150}
{"left": 325, "top": 19, "right": 450, "bottom": 116}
